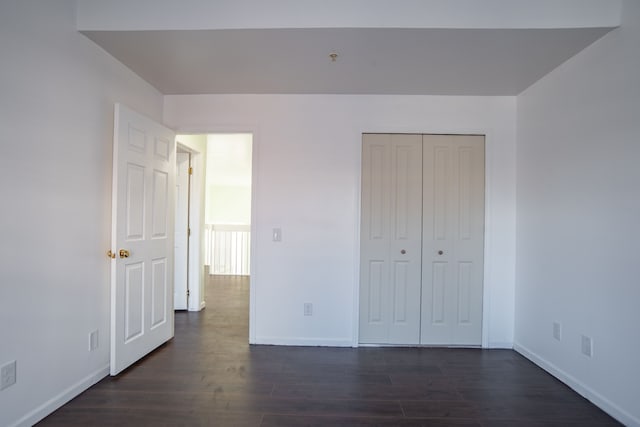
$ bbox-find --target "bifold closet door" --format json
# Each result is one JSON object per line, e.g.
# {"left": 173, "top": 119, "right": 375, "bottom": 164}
{"left": 359, "top": 134, "right": 423, "bottom": 344}
{"left": 421, "top": 135, "right": 485, "bottom": 346}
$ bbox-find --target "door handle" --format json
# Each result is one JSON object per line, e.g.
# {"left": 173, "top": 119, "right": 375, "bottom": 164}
{"left": 107, "top": 250, "right": 116, "bottom": 259}
{"left": 438, "top": 250, "right": 444, "bottom": 255}
{"left": 400, "top": 249, "right": 406, "bottom": 255}
{"left": 119, "top": 249, "right": 130, "bottom": 259}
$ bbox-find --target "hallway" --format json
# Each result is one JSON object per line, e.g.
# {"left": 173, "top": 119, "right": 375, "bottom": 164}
{"left": 38, "top": 275, "right": 619, "bottom": 426}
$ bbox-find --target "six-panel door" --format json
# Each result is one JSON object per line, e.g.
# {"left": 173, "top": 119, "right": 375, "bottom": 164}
{"left": 359, "top": 134, "right": 485, "bottom": 346}
{"left": 111, "top": 104, "right": 176, "bottom": 375}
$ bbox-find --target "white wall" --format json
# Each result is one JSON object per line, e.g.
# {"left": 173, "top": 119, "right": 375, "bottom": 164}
{"left": 164, "top": 94, "right": 517, "bottom": 348}
{"left": 0, "top": 2, "right": 164, "bottom": 426}
{"left": 515, "top": 1, "right": 640, "bottom": 425}
{"left": 206, "top": 134, "right": 253, "bottom": 225}
{"left": 206, "top": 186, "right": 252, "bottom": 224}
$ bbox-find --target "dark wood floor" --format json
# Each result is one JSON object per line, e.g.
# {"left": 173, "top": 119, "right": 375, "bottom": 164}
{"left": 39, "top": 275, "right": 620, "bottom": 427}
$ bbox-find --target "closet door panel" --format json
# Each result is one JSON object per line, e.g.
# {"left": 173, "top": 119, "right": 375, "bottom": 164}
{"left": 360, "top": 134, "right": 422, "bottom": 344}
{"left": 421, "top": 135, "right": 484, "bottom": 346}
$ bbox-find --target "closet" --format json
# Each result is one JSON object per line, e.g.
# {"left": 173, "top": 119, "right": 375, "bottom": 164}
{"left": 359, "top": 134, "right": 485, "bottom": 346}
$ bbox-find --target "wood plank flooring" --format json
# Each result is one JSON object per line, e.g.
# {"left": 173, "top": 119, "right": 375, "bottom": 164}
{"left": 38, "top": 275, "right": 620, "bottom": 426}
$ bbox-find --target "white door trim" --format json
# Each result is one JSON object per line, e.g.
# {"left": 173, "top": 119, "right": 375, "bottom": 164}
{"left": 174, "top": 150, "right": 190, "bottom": 310}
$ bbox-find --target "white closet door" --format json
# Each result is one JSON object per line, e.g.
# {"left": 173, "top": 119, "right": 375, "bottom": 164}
{"left": 421, "top": 135, "right": 485, "bottom": 346}
{"left": 360, "top": 134, "right": 423, "bottom": 344}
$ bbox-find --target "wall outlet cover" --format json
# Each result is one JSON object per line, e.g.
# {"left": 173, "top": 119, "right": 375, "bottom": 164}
{"left": 1, "top": 360, "right": 17, "bottom": 390}
{"left": 304, "top": 303, "right": 313, "bottom": 316}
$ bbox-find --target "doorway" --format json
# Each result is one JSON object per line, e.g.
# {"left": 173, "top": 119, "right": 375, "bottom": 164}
{"left": 359, "top": 133, "right": 485, "bottom": 346}
{"left": 204, "top": 134, "right": 253, "bottom": 277}
{"left": 175, "top": 133, "right": 253, "bottom": 342}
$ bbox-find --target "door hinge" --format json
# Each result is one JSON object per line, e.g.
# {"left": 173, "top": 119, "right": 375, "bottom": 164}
{"left": 187, "top": 290, "right": 190, "bottom": 297}
{"left": 188, "top": 167, "right": 193, "bottom": 175}
{"left": 188, "top": 228, "right": 191, "bottom": 237}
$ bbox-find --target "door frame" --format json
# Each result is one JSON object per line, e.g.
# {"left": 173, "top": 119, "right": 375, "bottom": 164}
{"left": 353, "top": 129, "right": 492, "bottom": 348}
{"left": 175, "top": 145, "right": 193, "bottom": 310}
{"left": 173, "top": 140, "right": 205, "bottom": 312}
{"left": 173, "top": 126, "right": 259, "bottom": 344}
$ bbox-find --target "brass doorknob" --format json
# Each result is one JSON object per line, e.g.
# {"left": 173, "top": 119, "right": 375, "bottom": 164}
{"left": 119, "top": 249, "right": 130, "bottom": 259}
{"left": 107, "top": 250, "right": 116, "bottom": 259}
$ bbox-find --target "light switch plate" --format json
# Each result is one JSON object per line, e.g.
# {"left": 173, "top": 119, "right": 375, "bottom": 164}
{"left": 581, "top": 335, "right": 593, "bottom": 357}
{"left": 89, "top": 329, "right": 99, "bottom": 351}
{"left": 553, "top": 322, "right": 561, "bottom": 341}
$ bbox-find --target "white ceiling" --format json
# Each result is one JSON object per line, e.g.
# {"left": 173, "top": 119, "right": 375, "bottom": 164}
{"left": 77, "top": 0, "right": 620, "bottom": 95}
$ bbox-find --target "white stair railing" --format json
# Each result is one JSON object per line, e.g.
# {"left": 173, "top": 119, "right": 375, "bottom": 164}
{"left": 204, "top": 224, "right": 251, "bottom": 275}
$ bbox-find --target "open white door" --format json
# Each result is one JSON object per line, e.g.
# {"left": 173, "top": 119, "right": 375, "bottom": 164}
{"left": 174, "top": 151, "right": 190, "bottom": 310}
{"left": 110, "top": 104, "right": 176, "bottom": 376}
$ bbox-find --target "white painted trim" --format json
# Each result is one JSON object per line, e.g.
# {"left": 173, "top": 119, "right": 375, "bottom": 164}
{"left": 514, "top": 343, "right": 639, "bottom": 427}
{"left": 8, "top": 365, "right": 109, "bottom": 427}
{"left": 351, "top": 131, "right": 363, "bottom": 347}
{"left": 353, "top": 126, "right": 494, "bottom": 348}
{"left": 487, "top": 341, "right": 513, "bottom": 349}
{"left": 189, "top": 149, "right": 204, "bottom": 312}
{"left": 176, "top": 141, "right": 205, "bottom": 312}
{"left": 480, "top": 130, "right": 494, "bottom": 349}
{"left": 254, "top": 337, "right": 353, "bottom": 347}
{"left": 248, "top": 131, "right": 259, "bottom": 345}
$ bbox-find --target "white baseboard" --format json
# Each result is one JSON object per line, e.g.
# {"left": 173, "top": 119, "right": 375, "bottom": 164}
{"left": 254, "top": 336, "right": 353, "bottom": 347}
{"left": 253, "top": 339, "right": 513, "bottom": 349}
{"left": 188, "top": 301, "right": 206, "bottom": 312}
{"left": 9, "top": 364, "right": 109, "bottom": 427}
{"left": 514, "top": 342, "right": 639, "bottom": 427}
{"left": 487, "top": 341, "right": 513, "bottom": 349}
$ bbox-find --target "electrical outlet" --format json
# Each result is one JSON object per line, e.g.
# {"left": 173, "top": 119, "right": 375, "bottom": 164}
{"left": 581, "top": 335, "right": 593, "bottom": 357}
{"left": 304, "top": 303, "right": 313, "bottom": 316}
{"left": 553, "top": 322, "right": 562, "bottom": 341}
{"left": 89, "top": 330, "right": 99, "bottom": 351}
{"left": 1, "top": 360, "right": 17, "bottom": 390}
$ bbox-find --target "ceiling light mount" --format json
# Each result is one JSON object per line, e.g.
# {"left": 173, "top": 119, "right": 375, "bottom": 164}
{"left": 329, "top": 52, "right": 338, "bottom": 62}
